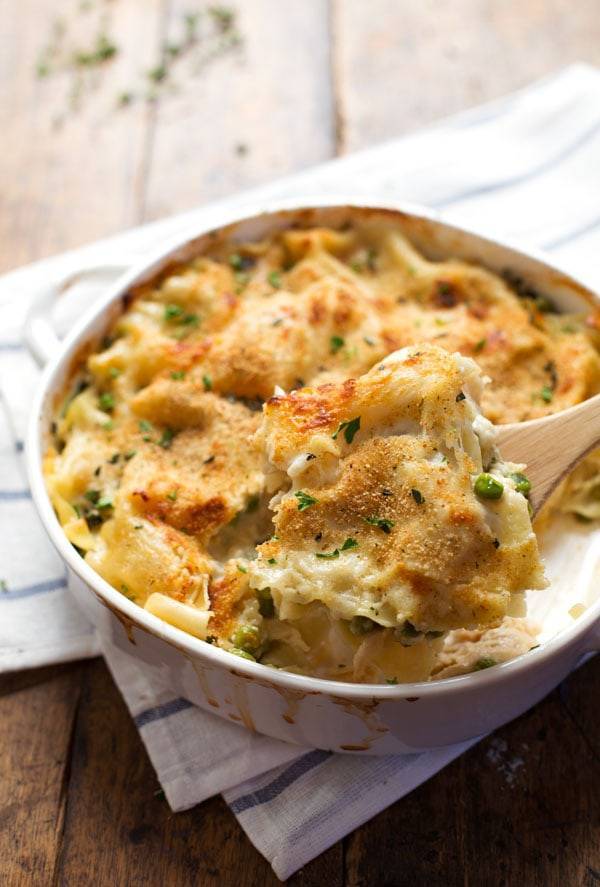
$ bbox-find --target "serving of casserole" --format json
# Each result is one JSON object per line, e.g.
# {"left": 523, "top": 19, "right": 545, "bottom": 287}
{"left": 42, "top": 209, "right": 599, "bottom": 684}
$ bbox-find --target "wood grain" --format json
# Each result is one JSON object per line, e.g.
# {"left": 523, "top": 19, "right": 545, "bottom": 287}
{"left": 55, "top": 658, "right": 343, "bottom": 887}
{"left": 332, "top": 0, "right": 600, "bottom": 153}
{"left": 0, "top": 664, "right": 83, "bottom": 887}
{"left": 344, "top": 656, "right": 600, "bottom": 887}
{"left": 142, "top": 0, "right": 334, "bottom": 220}
{"left": 498, "top": 392, "right": 600, "bottom": 515}
{"left": 0, "top": 0, "right": 163, "bottom": 273}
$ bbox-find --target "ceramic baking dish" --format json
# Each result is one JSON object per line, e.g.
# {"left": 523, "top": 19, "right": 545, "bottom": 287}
{"left": 26, "top": 199, "right": 600, "bottom": 754}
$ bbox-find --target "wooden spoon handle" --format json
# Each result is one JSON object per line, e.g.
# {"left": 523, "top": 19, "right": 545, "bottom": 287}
{"left": 496, "top": 391, "right": 600, "bottom": 515}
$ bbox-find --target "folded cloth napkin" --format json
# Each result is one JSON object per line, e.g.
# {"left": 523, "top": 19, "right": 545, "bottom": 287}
{"left": 2, "top": 63, "right": 600, "bottom": 880}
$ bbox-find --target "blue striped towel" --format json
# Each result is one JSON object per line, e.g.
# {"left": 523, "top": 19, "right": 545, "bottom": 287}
{"left": 2, "top": 64, "right": 600, "bottom": 880}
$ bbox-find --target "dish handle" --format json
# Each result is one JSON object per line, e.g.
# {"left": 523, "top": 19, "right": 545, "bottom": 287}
{"left": 23, "top": 263, "right": 131, "bottom": 368}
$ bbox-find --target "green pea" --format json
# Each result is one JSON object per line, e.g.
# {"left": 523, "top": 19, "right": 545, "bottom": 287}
{"left": 474, "top": 473, "right": 504, "bottom": 500}
{"left": 257, "top": 587, "right": 275, "bottom": 619}
{"left": 510, "top": 472, "right": 531, "bottom": 496}
{"left": 393, "top": 620, "right": 422, "bottom": 646}
{"left": 231, "top": 624, "right": 260, "bottom": 652}
{"left": 230, "top": 647, "right": 256, "bottom": 662}
{"left": 350, "top": 616, "right": 377, "bottom": 636}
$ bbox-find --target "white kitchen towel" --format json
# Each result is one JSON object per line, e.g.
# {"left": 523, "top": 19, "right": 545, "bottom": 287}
{"left": 2, "top": 64, "right": 600, "bottom": 880}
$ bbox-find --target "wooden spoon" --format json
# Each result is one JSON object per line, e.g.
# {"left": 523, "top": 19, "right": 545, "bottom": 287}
{"left": 495, "top": 392, "right": 600, "bottom": 517}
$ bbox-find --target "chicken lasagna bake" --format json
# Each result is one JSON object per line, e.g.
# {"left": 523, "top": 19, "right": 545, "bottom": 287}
{"left": 44, "top": 216, "right": 600, "bottom": 683}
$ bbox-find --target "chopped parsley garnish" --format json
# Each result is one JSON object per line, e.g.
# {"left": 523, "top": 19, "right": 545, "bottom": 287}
{"left": 295, "top": 490, "right": 318, "bottom": 511}
{"left": 473, "top": 338, "right": 486, "bottom": 353}
{"left": 540, "top": 385, "right": 553, "bottom": 403}
{"left": 474, "top": 473, "right": 504, "bottom": 500}
{"left": 268, "top": 270, "right": 282, "bottom": 289}
{"left": 316, "top": 549, "right": 340, "bottom": 559}
{"left": 340, "top": 537, "right": 358, "bottom": 551}
{"left": 456, "top": 391, "right": 466, "bottom": 402}
{"left": 99, "top": 392, "right": 115, "bottom": 412}
{"left": 364, "top": 516, "right": 395, "bottom": 534}
{"left": 202, "top": 374, "right": 212, "bottom": 391}
{"left": 124, "top": 450, "right": 137, "bottom": 460}
{"left": 166, "top": 490, "right": 178, "bottom": 502}
{"left": 148, "top": 64, "right": 168, "bottom": 84}
{"left": 158, "top": 427, "right": 176, "bottom": 449}
{"left": 84, "top": 489, "right": 100, "bottom": 504}
{"left": 474, "top": 657, "right": 497, "bottom": 670}
{"left": 386, "top": 677, "right": 398, "bottom": 685}
{"left": 170, "top": 370, "right": 186, "bottom": 380}
{"left": 96, "top": 496, "right": 113, "bottom": 510}
{"left": 138, "top": 419, "right": 153, "bottom": 434}
{"left": 164, "top": 304, "right": 184, "bottom": 321}
{"left": 109, "top": 367, "right": 121, "bottom": 378}
{"left": 330, "top": 335, "right": 345, "bottom": 354}
{"left": 411, "top": 489, "right": 425, "bottom": 505}
{"left": 237, "top": 564, "right": 248, "bottom": 574}
{"left": 102, "top": 421, "right": 114, "bottom": 431}
{"left": 332, "top": 415, "right": 361, "bottom": 444}
{"left": 267, "top": 557, "right": 277, "bottom": 564}
{"left": 108, "top": 453, "right": 120, "bottom": 464}
{"left": 181, "top": 312, "right": 199, "bottom": 326}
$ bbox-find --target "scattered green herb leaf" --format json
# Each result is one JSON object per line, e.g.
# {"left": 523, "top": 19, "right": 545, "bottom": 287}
{"left": 363, "top": 516, "right": 395, "bottom": 534}
{"left": 330, "top": 335, "right": 345, "bottom": 354}
{"left": 332, "top": 416, "right": 361, "bottom": 444}
{"left": 295, "top": 490, "right": 318, "bottom": 511}
{"left": 340, "top": 537, "right": 358, "bottom": 551}
{"left": 99, "top": 392, "right": 115, "bottom": 412}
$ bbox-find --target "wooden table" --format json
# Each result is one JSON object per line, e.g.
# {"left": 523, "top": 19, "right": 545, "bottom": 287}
{"left": 1, "top": 2, "right": 599, "bottom": 884}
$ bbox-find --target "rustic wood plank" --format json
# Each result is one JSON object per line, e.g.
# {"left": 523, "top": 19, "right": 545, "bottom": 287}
{"left": 0, "top": 664, "right": 83, "bottom": 887}
{"left": 55, "top": 658, "right": 342, "bottom": 887}
{"left": 0, "top": 0, "right": 163, "bottom": 273}
{"left": 142, "top": 0, "right": 334, "bottom": 220}
{"left": 344, "top": 656, "right": 600, "bottom": 887}
{"left": 332, "top": 0, "right": 600, "bottom": 153}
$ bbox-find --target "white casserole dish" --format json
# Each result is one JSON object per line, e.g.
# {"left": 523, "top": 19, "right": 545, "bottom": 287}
{"left": 26, "top": 199, "right": 600, "bottom": 754}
